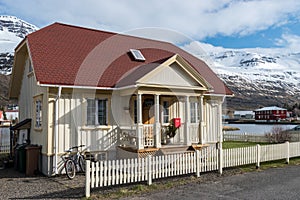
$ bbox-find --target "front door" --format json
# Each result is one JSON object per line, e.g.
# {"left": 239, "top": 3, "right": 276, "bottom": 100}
{"left": 142, "top": 96, "right": 154, "bottom": 146}
{"left": 142, "top": 97, "right": 154, "bottom": 124}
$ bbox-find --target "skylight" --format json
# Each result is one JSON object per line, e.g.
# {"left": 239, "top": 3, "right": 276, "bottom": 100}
{"left": 130, "top": 49, "right": 146, "bottom": 61}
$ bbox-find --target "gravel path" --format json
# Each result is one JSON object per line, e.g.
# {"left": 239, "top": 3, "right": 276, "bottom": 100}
{"left": 0, "top": 168, "right": 85, "bottom": 199}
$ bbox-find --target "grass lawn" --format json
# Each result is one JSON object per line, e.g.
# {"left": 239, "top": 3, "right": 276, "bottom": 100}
{"left": 223, "top": 141, "right": 268, "bottom": 149}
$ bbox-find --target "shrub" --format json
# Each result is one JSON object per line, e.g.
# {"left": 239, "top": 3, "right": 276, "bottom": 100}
{"left": 265, "top": 126, "right": 291, "bottom": 143}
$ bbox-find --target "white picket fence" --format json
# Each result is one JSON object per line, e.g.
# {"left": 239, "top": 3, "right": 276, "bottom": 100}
{"left": 85, "top": 142, "right": 300, "bottom": 197}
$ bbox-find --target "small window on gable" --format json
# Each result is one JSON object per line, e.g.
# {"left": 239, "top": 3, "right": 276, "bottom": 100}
{"left": 28, "top": 59, "right": 33, "bottom": 73}
{"left": 130, "top": 49, "right": 145, "bottom": 61}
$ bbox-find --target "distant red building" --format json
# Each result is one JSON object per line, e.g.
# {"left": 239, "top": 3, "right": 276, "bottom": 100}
{"left": 254, "top": 106, "right": 287, "bottom": 121}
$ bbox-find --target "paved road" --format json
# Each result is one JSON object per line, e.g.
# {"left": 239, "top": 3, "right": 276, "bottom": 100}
{"left": 123, "top": 165, "right": 300, "bottom": 200}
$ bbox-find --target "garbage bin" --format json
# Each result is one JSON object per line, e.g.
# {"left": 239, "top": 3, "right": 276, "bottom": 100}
{"left": 17, "top": 144, "right": 27, "bottom": 173}
{"left": 25, "top": 145, "right": 41, "bottom": 176}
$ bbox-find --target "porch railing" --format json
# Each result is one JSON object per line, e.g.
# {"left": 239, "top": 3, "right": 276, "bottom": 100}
{"left": 143, "top": 124, "right": 154, "bottom": 147}
{"left": 119, "top": 126, "right": 137, "bottom": 147}
{"left": 119, "top": 125, "right": 155, "bottom": 148}
{"left": 120, "top": 123, "right": 201, "bottom": 148}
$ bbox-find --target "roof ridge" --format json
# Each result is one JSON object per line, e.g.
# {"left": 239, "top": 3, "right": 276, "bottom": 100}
{"left": 49, "top": 22, "right": 175, "bottom": 46}
{"left": 51, "top": 22, "right": 117, "bottom": 36}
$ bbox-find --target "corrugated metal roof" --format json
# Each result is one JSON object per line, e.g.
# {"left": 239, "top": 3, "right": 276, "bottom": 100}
{"left": 254, "top": 106, "right": 287, "bottom": 111}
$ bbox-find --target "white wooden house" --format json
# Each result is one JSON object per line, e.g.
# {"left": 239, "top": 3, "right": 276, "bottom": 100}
{"left": 9, "top": 23, "right": 233, "bottom": 176}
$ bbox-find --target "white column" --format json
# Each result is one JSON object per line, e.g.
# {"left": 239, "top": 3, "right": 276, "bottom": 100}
{"left": 218, "top": 101, "right": 223, "bottom": 143}
{"left": 184, "top": 96, "right": 191, "bottom": 146}
{"left": 199, "top": 95, "right": 204, "bottom": 144}
{"left": 137, "top": 93, "right": 142, "bottom": 125}
{"left": 218, "top": 100, "right": 223, "bottom": 174}
{"left": 154, "top": 94, "right": 161, "bottom": 148}
{"left": 136, "top": 93, "right": 144, "bottom": 149}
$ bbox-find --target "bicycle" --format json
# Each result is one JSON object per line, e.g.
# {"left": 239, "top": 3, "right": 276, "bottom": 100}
{"left": 62, "top": 145, "right": 86, "bottom": 179}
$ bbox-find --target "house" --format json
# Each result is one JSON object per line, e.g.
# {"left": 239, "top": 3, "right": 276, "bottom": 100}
{"left": 9, "top": 23, "right": 233, "bottom": 176}
{"left": 254, "top": 106, "right": 287, "bottom": 122}
{"left": 233, "top": 111, "right": 254, "bottom": 120}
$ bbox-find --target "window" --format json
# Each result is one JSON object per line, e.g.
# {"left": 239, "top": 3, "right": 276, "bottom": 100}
{"left": 162, "top": 101, "right": 169, "bottom": 123}
{"left": 29, "top": 60, "right": 33, "bottom": 73}
{"left": 130, "top": 49, "right": 146, "bottom": 61}
{"left": 190, "top": 102, "right": 200, "bottom": 123}
{"left": 87, "top": 99, "right": 108, "bottom": 126}
{"left": 35, "top": 99, "right": 42, "bottom": 128}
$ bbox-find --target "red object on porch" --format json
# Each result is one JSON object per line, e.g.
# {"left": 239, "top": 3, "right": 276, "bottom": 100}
{"left": 173, "top": 118, "right": 181, "bottom": 128}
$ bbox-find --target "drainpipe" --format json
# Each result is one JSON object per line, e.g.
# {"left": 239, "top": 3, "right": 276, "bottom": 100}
{"left": 54, "top": 86, "right": 62, "bottom": 175}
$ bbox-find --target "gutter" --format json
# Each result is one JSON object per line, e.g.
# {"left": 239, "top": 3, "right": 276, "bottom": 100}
{"left": 37, "top": 83, "right": 137, "bottom": 91}
{"left": 54, "top": 86, "right": 62, "bottom": 175}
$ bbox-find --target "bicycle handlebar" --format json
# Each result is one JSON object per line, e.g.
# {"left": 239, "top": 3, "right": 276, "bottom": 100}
{"left": 65, "top": 145, "right": 85, "bottom": 152}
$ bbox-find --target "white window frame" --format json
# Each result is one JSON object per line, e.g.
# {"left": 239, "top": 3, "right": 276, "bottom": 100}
{"left": 86, "top": 98, "right": 108, "bottom": 126}
{"left": 161, "top": 100, "right": 170, "bottom": 124}
{"left": 34, "top": 95, "right": 43, "bottom": 130}
{"left": 190, "top": 101, "right": 200, "bottom": 123}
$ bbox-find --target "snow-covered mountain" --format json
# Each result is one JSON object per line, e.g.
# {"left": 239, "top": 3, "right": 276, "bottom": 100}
{"left": 183, "top": 42, "right": 300, "bottom": 110}
{"left": 0, "top": 16, "right": 38, "bottom": 106}
{"left": 0, "top": 15, "right": 38, "bottom": 75}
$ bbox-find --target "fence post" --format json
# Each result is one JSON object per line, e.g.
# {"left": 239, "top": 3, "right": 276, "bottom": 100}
{"left": 218, "top": 142, "right": 223, "bottom": 175}
{"left": 286, "top": 141, "right": 290, "bottom": 164}
{"left": 85, "top": 160, "right": 91, "bottom": 198}
{"left": 196, "top": 150, "right": 200, "bottom": 177}
{"left": 147, "top": 155, "right": 152, "bottom": 185}
{"left": 256, "top": 144, "right": 261, "bottom": 169}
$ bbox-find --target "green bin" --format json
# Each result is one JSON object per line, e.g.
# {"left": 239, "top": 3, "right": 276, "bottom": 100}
{"left": 17, "top": 145, "right": 26, "bottom": 173}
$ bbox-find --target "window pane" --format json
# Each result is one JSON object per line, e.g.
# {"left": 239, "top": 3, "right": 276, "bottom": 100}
{"left": 190, "top": 102, "right": 196, "bottom": 123}
{"left": 98, "top": 99, "right": 107, "bottom": 125}
{"left": 36, "top": 100, "right": 42, "bottom": 127}
{"left": 87, "top": 99, "right": 96, "bottom": 125}
{"left": 163, "top": 101, "right": 169, "bottom": 123}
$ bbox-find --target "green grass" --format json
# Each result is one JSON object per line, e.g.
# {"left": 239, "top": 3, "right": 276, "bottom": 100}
{"left": 223, "top": 141, "right": 268, "bottom": 149}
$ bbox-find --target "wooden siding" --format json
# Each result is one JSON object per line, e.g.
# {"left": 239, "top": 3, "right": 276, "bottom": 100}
{"left": 47, "top": 93, "right": 118, "bottom": 157}
{"left": 18, "top": 56, "right": 48, "bottom": 152}
{"left": 141, "top": 62, "right": 199, "bottom": 87}
{"left": 202, "top": 98, "right": 222, "bottom": 143}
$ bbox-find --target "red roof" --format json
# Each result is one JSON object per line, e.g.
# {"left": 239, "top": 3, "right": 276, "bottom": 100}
{"left": 25, "top": 23, "right": 232, "bottom": 95}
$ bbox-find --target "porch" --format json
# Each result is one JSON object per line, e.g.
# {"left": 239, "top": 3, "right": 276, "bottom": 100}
{"left": 119, "top": 123, "right": 201, "bottom": 149}
{"left": 116, "top": 91, "right": 208, "bottom": 153}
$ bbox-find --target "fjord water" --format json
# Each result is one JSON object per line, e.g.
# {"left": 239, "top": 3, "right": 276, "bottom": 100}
{"left": 226, "top": 124, "right": 297, "bottom": 135}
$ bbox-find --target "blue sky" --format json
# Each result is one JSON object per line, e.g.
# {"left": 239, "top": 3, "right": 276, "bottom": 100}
{"left": 1, "top": 0, "right": 300, "bottom": 50}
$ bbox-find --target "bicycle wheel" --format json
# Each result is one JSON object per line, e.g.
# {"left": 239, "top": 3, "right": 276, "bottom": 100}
{"left": 78, "top": 156, "right": 86, "bottom": 172}
{"left": 65, "top": 159, "right": 76, "bottom": 179}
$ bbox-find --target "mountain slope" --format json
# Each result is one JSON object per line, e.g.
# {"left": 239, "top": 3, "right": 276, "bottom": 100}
{"left": 0, "top": 16, "right": 38, "bottom": 106}
{"left": 183, "top": 42, "right": 300, "bottom": 110}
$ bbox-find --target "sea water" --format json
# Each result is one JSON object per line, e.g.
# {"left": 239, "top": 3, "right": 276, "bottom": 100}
{"left": 226, "top": 124, "right": 297, "bottom": 135}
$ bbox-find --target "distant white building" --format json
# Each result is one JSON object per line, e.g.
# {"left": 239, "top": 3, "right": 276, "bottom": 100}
{"left": 5, "top": 110, "right": 19, "bottom": 121}
{"left": 233, "top": 111, "right": 255, "bottom": 119}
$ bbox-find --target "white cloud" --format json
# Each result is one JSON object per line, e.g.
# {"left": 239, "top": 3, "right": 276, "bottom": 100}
{"left": 2, "top": 0, "right": 300, "bottom": 43}
{"left": 275, "top": 34, "right": 300, "bottom": 52}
